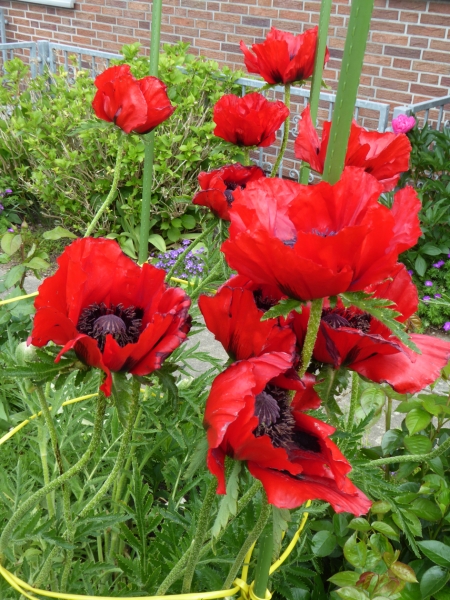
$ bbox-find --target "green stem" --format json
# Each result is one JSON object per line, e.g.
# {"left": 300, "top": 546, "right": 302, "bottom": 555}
{"left": 322, "top": 0, "right": 374, "bottom": 185}
{"left": 138, "top": 0, "right": 163, "bottom": 264}
{"left": 138, "top": 133, "right": 156, "bottom": 265}
{"left": 0, "top": 394, "right": 107, "bottom": 563}
{"left": 346, "top": 372, "right": 360, "bottom": 432}
{"left": 223, "top": 495, "right": 271, "bottom": 590}
{"left": 77, "top": 377, "right": 141, "bottom": 520}
{"left": 370, "top": 435, "right": 450, "bottom": 468}
{"left": 181, "top": 478, "right": 217, "bottom": 593}
{"left": 253, "top": 520, "right": 274, "bottom": 599}
{"left": 300, "top": 0, "right": 332, "bottom": 184}
{"left": 271, "top": 84, "right": 291, "bottom": 177}
{"left": 33, "top": 546, "right": 59, "bottom": 589}
{"left": 165, "top": 220, "right": 217, "bottom": 283}
{"left": 190, "top": 260, "right": 223, "bottom": 302}
{"left": 37, "top": 422, "right": 55, "bottom": 518}
{"left": 298, "top": 298, "right": 323, "bottom": 379}
{"left": 156, "top": 480, "right": 262, "bottom": 595}
{"left": 35, "top": 386, "right": 75, "bottom": 589}
{"left": 243, "top": 148, "right": 250, "bottom": 166}
{"left": 384, "top": 395, "right": 392, "bottom": 480}
{"left": 85, "top": 135, "right": 124, "bottom": 238}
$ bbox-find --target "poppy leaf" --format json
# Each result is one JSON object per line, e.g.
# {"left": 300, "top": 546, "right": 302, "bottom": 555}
{"left": 260, "top": 298, "right": 303, "bottom": 321}
{"left": 211, "top": 460, "right": 241, "bottom": 539}
{"left": 339, "top": 291, "right": 420, "bottom": 353}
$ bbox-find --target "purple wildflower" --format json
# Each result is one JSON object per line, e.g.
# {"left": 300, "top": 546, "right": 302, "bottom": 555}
{"left": 425, "top": 280, "right": 433, "bottom": 287}
{"left": 7, "top": 228, "right": 13, "bottom": 232}
{"left": 433, "top": 260, "right": 445, "bottom": 268}
{"left": 444, "top": 322, "right": 450, "bottom": 332}
{"left": 5, "top": 189, "right": 12, "bottom": 194}
{"left": 435, "top": 294, "right": 442, "bottom": 298}
{"left": 0, "top": 204, "right": 3, "bottom": 211}
{"left": 407, "top": 269, "right": 413, "bottom": 275}
{"left": 422, "top": 296, "right": 431, "bottom": 302}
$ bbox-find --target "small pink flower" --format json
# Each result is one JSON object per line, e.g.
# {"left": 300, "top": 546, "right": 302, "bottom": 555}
{"left": 392, "top": 114, "right": 416, "bottom": 134}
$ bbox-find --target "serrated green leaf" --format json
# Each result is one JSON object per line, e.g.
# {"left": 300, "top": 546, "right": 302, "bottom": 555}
{"left": 405, "top": 409, "right": 431, "bottom": 435}
{"left": 389, "top": 561, "right": 418, "bottom": 583}
{"left": 420, "top": 566, "right": 449, "bottom": 598}
{"left": 371, "top": 521, "right": 399, "bottom": 540}
{"left": 339, "top": 291, "right": 420, "bottom": 353}
{"left": 148, "top": 234, "right": 166, "bottom": 252}
{"left": 403, "top": 434, "right": 432, "bottom": 454}
{"left": 328, "top": 572, "right": 360, "bottom": 587}
{"left": 336, "top": 587, "right": 369, "bottom": 600}
{"left": 111, "top": 372, "right": 133, "bottom": 428}
{"left": 273, "top": 506, "right": 291, "bottom": 558}
{"left": 410, "top": 498, "right": 442, "bottom": 521}
{"left": 348, "top": 518, "right": 371, "bottom": 532}
{"left": 1, "top": 232, "right": 22, "bottom": 255}
{"left": 417, "top": 541, "right": 450, "bottom": 568}
{"left": 4, "top": 265, "right": 25, "bottom": 289}
{"left": 25, "top": 257, "right": 50, "bottom": 270}
{"left": 311, "top": 530, "right": 337, "bottom": 557}
{"left": 260, "top": 298, "right": 302, "bottom": 321}
{"left": 211, "top": 461, "right": 241, "bottom": 539}
{"left": 343, "top": 532, "right": 367, "bottom": 568}
{"left": 381, "top": 429, "right": 403, "bottom": 456}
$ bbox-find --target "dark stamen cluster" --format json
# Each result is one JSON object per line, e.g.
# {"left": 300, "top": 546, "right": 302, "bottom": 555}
{"left": 253, "top": 289, "right": 278, "bottom": 312}
{"left": 253, "top": 385, "right": 322, "bottom": 455}
{"left": 254, "top": 385, "right": 295, "bottom": 449}
{"left": 223, "top": 180, "right": 245, "bottom": 206}
{"left": 322, "top": 307, "right": 371, "bottom": 333}
{"left": 77, "top": 302, "right": 143, "bottom": 352}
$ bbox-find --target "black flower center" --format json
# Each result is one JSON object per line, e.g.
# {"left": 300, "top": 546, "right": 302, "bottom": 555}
{"left": 322, "top": 308, "right": 371, "bottom": 333}
{"left": 223, "top": 180, "right": 246, "bottom": 206}
{"left": 253, "top": 385, "right": 321, "bottom": 454}
{"left": 253, "top": 289, "right": 279, "bottom": 312}
{"left": 77, "top": 302, "right": 143, "bottom": 352}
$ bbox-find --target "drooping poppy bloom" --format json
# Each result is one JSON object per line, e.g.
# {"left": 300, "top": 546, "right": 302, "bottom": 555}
{"left": 294, "top": 105, "right": 412, "bottom": 192}
{"left": 240, "top": 27, "right": 329, "bottom": 86}
{"left": 193, "top": 164, "right": 266, "bottom": 221}
{"left": 199, "top": 274, "right": 295, "bottom": 360}
{"left": 222, "top": 168, "right": 421, "bottom": 301}
{"left": 204, "top": 353, "right": 371, "bottom": 514}
{"left": 29, "top": 238, "right": 191, "bottom": 396}
{"left": 92, "top": 64, "right": 175, "bottom": 135}
{"left": 292, "top": 264, "right": 450, "bottom": 394}
{"left": 213, "top": 93, "right": 290, "bottom": 147}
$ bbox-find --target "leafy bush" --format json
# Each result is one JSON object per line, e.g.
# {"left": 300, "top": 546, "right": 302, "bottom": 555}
{"left": 400, "top": 124, "right": 450, "bottom": 276}
{"left": 0, "top": 42, "right": 242, "bottom": 248}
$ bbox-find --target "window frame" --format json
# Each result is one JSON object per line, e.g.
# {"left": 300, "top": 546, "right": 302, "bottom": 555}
{"left": 16, "top": 0, "right": 75, "bottom": 8}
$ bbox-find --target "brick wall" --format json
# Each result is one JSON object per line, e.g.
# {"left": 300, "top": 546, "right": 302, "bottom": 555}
{"left": 0, "top": 0, "right": 449, "bottom": 116}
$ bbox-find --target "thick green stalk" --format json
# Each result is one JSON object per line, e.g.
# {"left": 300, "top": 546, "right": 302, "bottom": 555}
{"left": 33, "top": 546, "right": 60, "bottom": 589}
{"left": 85, "top": 135, "right": 124, "bottom": 237}
{"left": 37, "top": 423, "right": 55, "bottom": 518}
{"left": 156, "top": 480, "right": 262, "bottom": 595}
{"left": 138, "top": 0, "right": 163, "bottom": 264}
{"left": 77, "top": 377, "right": 141, "bottom": 520}
{"left": 165, "top": 220, "right": 217, "bottom": 283}
{"left": 181, "top": 479, "right": 217, "bottom": 593}
{"left": 253, "top": 522, "right": 274, "bottom": 599}
{"left": 35, "top": 386, "right": 75, "bottom": 589}
{"left": 223, "top": 495, "right": 271, "bottom": 590}
{"left": 271, "top": 84, "right": 291, "bottom": 177}
{"left": 0, "top": 395, "right": 107, "bottom": 562}
{"left": 369, "top": 435, "right": 450, "bottom": 468}
{"left": 300, "top": 0, "right": 332, "bottom": 184}
{"left": 242, "top": 148, "right": 250, "bottom": 166}
{"left": 298, "top": 298, "right": 323, "bottom": 379}
{"left": 346, "top": 372, "right": 360, "bottom": 432}
{"left": 322, "top": 0, "right": 374, "bottom": 184}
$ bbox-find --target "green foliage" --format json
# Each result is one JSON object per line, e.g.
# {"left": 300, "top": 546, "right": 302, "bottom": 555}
{"left": 400, "top": 124, "right": 450, "bottom": 274}
{"left": 409, "top": 257, "right": 450, "bottom": 330}
{"left": 0, "top": 43, "right": 242, "bottom": 243}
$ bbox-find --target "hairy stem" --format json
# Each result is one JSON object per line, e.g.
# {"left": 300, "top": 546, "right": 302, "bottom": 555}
{"left": 0, "top": 394, "right": 107, "bottom": 562}
{"left": 77, "top": 377, "right": 141, "bottom": 520}
{"left": 346, "top": 372, "right": 360, "bottom": 432}
{"left": 156, "top": 480, "right": 262, "bottom": 595}
{"left": 84, "top": 134, "right": 124, "bottom": 238}
{"left": 298, "top": 298, "right": 323, "bottom": 379}
{"left": 223, "top": 494, "right": 271, "bottom": 590}
{"left": 271, "top": 84, "right": 291, "bottom": 178}
{"left": 370, "top": 435, "right": 450, "bottom": 468}
{"left": 35, "top": 386, "right": 75, "bottom": 590}
{"left": 37, "top": 422, "right": 55, "bottom": 518}
{"left": 181, "top": 478, "right": 217, "bottom": 593}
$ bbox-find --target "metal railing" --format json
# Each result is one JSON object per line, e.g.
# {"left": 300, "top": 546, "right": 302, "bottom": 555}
{"left": 0, "top": 35, "right": 392, "bottom": 178}
{"left": 393, "top": 95, "right": 450, "bottom": 130}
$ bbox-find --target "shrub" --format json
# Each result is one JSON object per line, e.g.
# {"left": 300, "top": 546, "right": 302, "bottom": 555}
{"left": 0, "top": 42, "right": 243, "bottom": 247}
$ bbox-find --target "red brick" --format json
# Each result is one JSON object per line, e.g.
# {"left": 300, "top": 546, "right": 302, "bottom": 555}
{"left": 384, "top": 46, "right": 421, "bottom": 59}
{"left": 421, "top": 73, "right": 439, "bottom": 85}
{"left": 249, "top": 6, "right": 278, "bottom": 18}
{"left": 409, "top": 37, "right": 429, "bottom": 49}
{"left": 412, "top": 60, "right": 450, "bottom": 74}
{"left": 371, "top": 19, "right": 405, "bottom": 33}
{"left": 411, "top": 83, "right": 449, "bottom": 96}
{"left": 381, "top": 67, "right": 418, "bottom": 82}
{"left": 372, "top": 32, "right": 408, "bottom": 45}
{"left": 407, "top": 24, "right": 445, "bottom": 38}
{"left": 373, "top": 77, "right": 409, "bottom": 92}
{"left": 428, "top": 2, "right": 450, "bottom": 15}
{"left": 430, "top": 39, "right": 450, "bottom": 52}
{"left": 423, "top": 50, "right": 450, "bottom": 64}
{"left": 392, "top": 58, "right": 412, "bottom": 69}
{"left": 399, "top": 11, "right": 419, "bottom": 23}
{"left": 420, "top": 13, "right": 450, "bottom": 26}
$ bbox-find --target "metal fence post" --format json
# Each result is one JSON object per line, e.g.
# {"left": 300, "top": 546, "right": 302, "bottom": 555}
{"left": 0, "top": 9, "right": 8, "bottom": 66}
{"left": 37, "top": 40, "right": 50, "bottom": 75}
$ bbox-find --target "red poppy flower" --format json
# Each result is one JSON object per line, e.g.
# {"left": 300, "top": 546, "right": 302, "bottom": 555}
{"left": 92, "top": 64, "right": 175, "bottom": 135}
{"left": 204, "top": 353, "right": 371, "bottom": 515}
{"left": 240, "top": 27, "right": 329, "bottom": 86}
{"left": 199, "top": 274, "right": 295, "bottom": 361}
{"left": 294, "top": 105, "right": 412, "bottom": 192}
{"left": 29, "top": 238, "right": 191, "bottom": 397}
{"left": 222, "top": 168, "right": 421, "bottom": 301}
{"left": 193, "top": 164, "right": 266, "bottom": 220}
{"left": 292, "top": 264, "right": 450, "bottom": 394}
{"left": 213, "top": 93, "right": 289, "bottom": 147}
